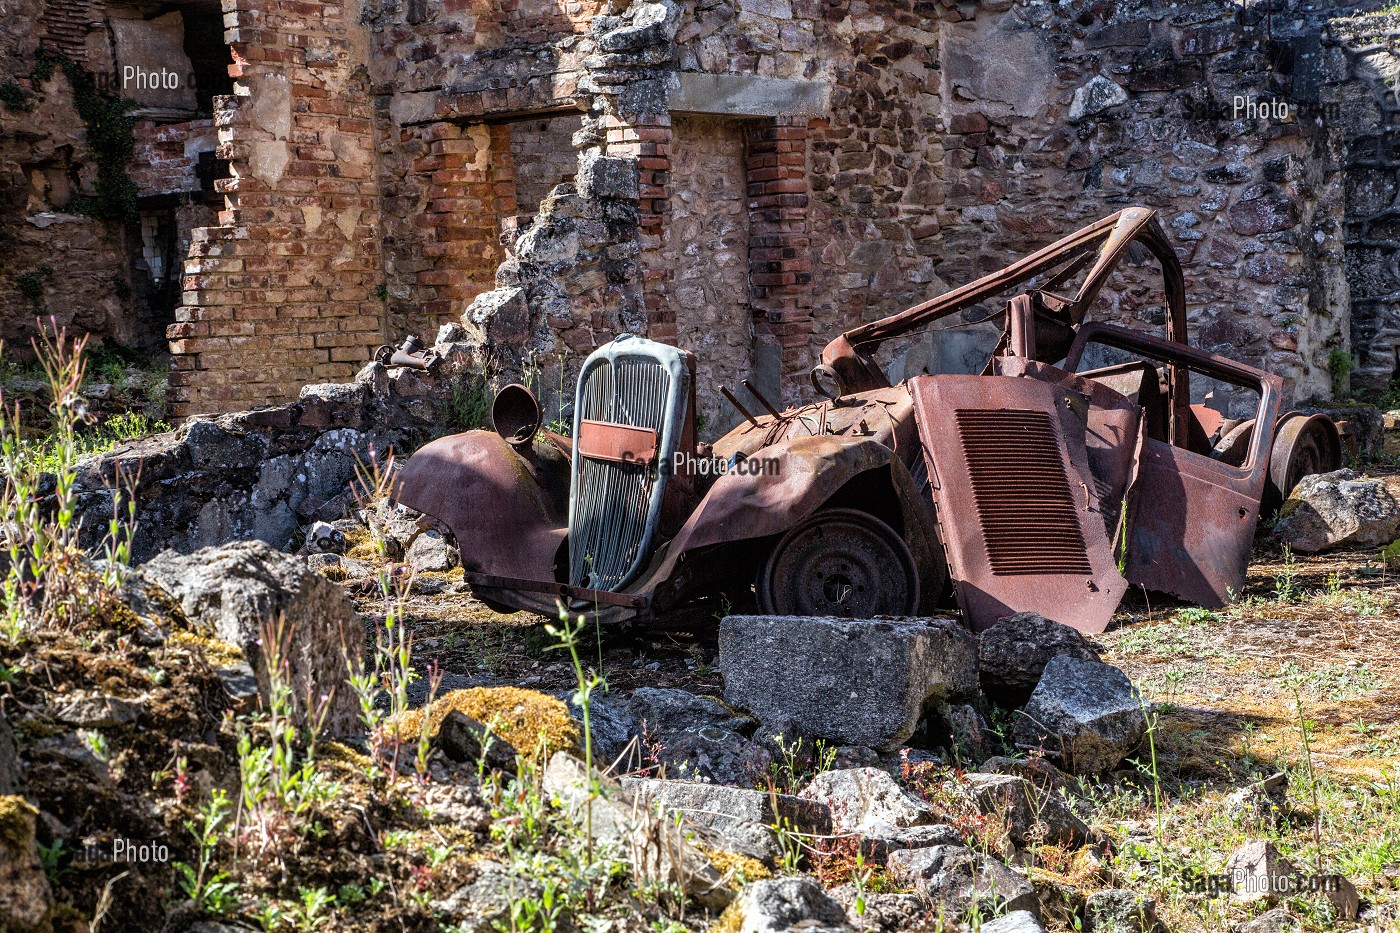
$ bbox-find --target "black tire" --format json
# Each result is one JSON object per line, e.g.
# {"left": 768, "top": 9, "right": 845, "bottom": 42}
{"left": 756, "top": 507, "right": 921, "bottom": 617}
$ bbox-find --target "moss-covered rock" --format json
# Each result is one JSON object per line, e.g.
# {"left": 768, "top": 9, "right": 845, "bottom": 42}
{"left": 398, "top": 686, "right": 580, "bottom": 760}
{"left": 0, "top": 795, "right": 53, "bottom": 930}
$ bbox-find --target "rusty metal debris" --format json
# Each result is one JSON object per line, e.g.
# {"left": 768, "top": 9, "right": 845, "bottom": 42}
{"left": 375, "top": 335, "right": 438, "bottom": 372}
{"left": 394, "top": 207, "right": 1342, "bottom": 633}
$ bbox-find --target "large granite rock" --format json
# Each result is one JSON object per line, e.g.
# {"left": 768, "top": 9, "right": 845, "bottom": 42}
{"left": 542, "top": 753, "right": 731, "bottom": 910}
{"left": 1011, "top": 657, "right": 1145, "bottom": 775}
{"left": 622, "top": 779, "right": 831, "bottom": 866}
{"left": 726, "top": 876, "right": 853, "bottom": 933}
{"left": 1275, "top": 469, "right": 1400, "bottom": 553}
{"left": 719, "top": 616, "right": 977, "bottom": 751}
{"left": 978, "top": 613, "right": 1102, "bottom": 706}
{"left": 798, "top": 767, "right": 958, "bottom": 862}
{"left": 143, "top": 540, "right": 363, "bottom": 737}
{"left": 886, "top": 844, "right": 1039, "bottom": 918}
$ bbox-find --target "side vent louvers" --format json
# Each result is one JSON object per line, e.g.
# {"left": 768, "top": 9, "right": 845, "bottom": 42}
{"left": 954, "top": 408, "right": 1093, "bottom": 576}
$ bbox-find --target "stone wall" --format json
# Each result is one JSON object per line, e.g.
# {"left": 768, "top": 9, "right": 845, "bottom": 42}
{"left": 511, "top": 114, "right": 584, "bottom": 223}
{"left": 0, "top": 66, "right": 142, "bottom": 352}
{"left": 1330, "top": 13, "right": 1400, "bottom": 391}
{"left": 165, "top": 0, "right": 385, "bottom": 414}
{"left": 666, "top": 115, "right": 752, "bottom": 432}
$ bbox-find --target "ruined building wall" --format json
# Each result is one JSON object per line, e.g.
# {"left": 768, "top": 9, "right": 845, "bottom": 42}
{"left": 0, "top": 1, "right": 145, "bottom": 354}
{"left": 926, "top": 0, "right": 1350, "bottom": 406}
{"left": 665, "top": 114, "right": 752, "bottom": 431}
{"left": 0, "top": 84, "right": 145, "bottom": 353}
{"left": 1330, "top": 13, "right": 1400, "bottom": 391}
{"left": 166, "top": 0, "right": 384, "bottom": 414}
{"left": 364, "top": 0, "right": 607, "bottom": 352}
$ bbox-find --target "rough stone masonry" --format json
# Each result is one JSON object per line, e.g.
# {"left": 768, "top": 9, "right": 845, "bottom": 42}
{"left": 3, "top": 0, "right": 1400, "bottom": 426}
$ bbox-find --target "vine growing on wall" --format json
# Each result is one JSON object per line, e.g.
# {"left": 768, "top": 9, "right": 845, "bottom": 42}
{"left": 34, "top": 50, "right": 139, "bottom": 227}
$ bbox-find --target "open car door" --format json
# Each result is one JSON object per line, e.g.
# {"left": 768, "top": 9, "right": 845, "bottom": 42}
{"left": 1068, "top": 323, "right": 1282, "bottom": 608}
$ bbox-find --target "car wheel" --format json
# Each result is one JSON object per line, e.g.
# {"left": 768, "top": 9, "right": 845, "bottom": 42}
{"left": 756, "top": 507, "right": 920, "bottom": 617}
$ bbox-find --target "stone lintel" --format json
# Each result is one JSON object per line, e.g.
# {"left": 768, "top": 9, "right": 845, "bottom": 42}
{"left": 667, "top": 72, "right": 830, "bottom": 119}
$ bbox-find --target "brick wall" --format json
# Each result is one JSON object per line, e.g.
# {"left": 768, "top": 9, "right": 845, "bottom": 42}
{"left": 378, "top": 120, "right": 514, "bottom": 342}
{"left": 130, "top": 119, "right": 217, "bottom": 196}
{"left": 745, "top": 118, "right": 813, "bottom": 405}
{"left": 37, "top": 0, "right": 106, "bottom": 69}
{"left": 166, "top": 0, "right": 384, "bottom": 415}
{"left": 510, "top": 114, "right": 582, "bottom": 223}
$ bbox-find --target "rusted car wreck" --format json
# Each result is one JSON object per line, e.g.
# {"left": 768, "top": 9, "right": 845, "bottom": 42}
{"left": 394, "top": 207, "right": 1341, "bottom": 633}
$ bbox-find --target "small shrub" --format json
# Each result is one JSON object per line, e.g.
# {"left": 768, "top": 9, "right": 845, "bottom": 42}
{"left": 0, "top": 81, "right": 25, "bottom": 111}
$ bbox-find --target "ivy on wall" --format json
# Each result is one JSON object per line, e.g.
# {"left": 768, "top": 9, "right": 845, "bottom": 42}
{"left": 34, "top": 50, "right": 138, "bottom": 227}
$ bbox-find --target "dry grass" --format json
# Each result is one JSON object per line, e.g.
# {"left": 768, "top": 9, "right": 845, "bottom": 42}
{"left": 1094, "top": 545, "right": 1400, "bottom": 931}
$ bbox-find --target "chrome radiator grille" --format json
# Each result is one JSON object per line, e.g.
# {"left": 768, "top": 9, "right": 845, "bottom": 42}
{"left": 569, "top": 335, "right": 689, "bottom": 592}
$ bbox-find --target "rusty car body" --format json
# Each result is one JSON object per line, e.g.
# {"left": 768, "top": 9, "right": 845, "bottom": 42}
{"left": 393, "top": 207, "right": 1342, "bottom": 633}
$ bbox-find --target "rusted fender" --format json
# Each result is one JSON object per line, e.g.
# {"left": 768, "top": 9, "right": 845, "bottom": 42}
{"left": 392, "top": 430, "right": 566, "bottom": 581}
{"left": 657, "top": 434, "right": 942, "bottom": 588}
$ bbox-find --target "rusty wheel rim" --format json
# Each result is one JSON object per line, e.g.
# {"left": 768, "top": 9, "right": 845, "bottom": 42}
{"left": 1266, "top": 413, "right": 1343, "bottom": 514}
{"left": 757, "top": 508, "right": 920, "bottom": 617}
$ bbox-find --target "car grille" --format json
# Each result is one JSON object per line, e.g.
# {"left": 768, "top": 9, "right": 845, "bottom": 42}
{"left": 569, "top": 337, "right": 688, "bottom": 592}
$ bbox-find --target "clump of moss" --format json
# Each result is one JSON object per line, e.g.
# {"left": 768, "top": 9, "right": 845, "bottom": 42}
{"left": 397, "top": 687, "right": 579, "bottom": 759}
{"left": 700, "top": 845, "right": 771, "bottom": 891}
{"left": 708, "top": 899, "right": 745, "bottom": 933}
{"left": 168, "top": 631, "right": 245, "bottom": 667}
{"left": 0, "top": 795, "right": 38, "bottom": 853}
{"left": 342, "top": 522, "right": 380, "bottom": 562}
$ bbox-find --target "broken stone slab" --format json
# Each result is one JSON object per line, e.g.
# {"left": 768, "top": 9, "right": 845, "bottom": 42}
{"left": 886, "top": 844, "right": 1039, "bottom": 919}
{"left": 621, "top": 779, "right": 831, "bottom": 866}
{"left": 724, "top": 876, "right": 853, "bottom": 933}
{"left": 934, "top": 702, "right": 997, "bottom": 763}
{"left": 1084, "top": 888, "right": 1165, "bottom": 932}
{"left": 1224, "top": 772, "right": 1288, "bottom": 826}
{"left": 797, "top": 767, "right": 958, "bottom": 860}
{"left": 143, "top": 540, "right": 363, "bottom": 738}
{"left": 978, "top": 612, "right": 1102, "bottom": 707}
{"left": 961, "top": 773, "right": 1088, "bottom": 849}
{"left": 1225, "top": 840, "right": 1297, "bottom": 905}
{"left": 977, "top": 756, "right": 1079, "bottom": 797}
{"left": 438, "top": 710, "right": 518, "bottom": 772}
{"left": 1275, "top": 469, "right": 1400, "bottom": 553}
{"left": 1011, "top": 656, "right": 1146, "bottom": 775}
{"left": 542, "top": 752, "right": 731, "bottom": 910}
{"left": 1233, "top": 908, "right": 1298, "bottom": 933}
{"left": 719, "top": 616, "right": 977, "bottom": 751}
{"left": 621, "top": 686, "right": 766, "bottom": 784}
{"left": 406, "top": 528, "right": 457, "bottom": 572}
